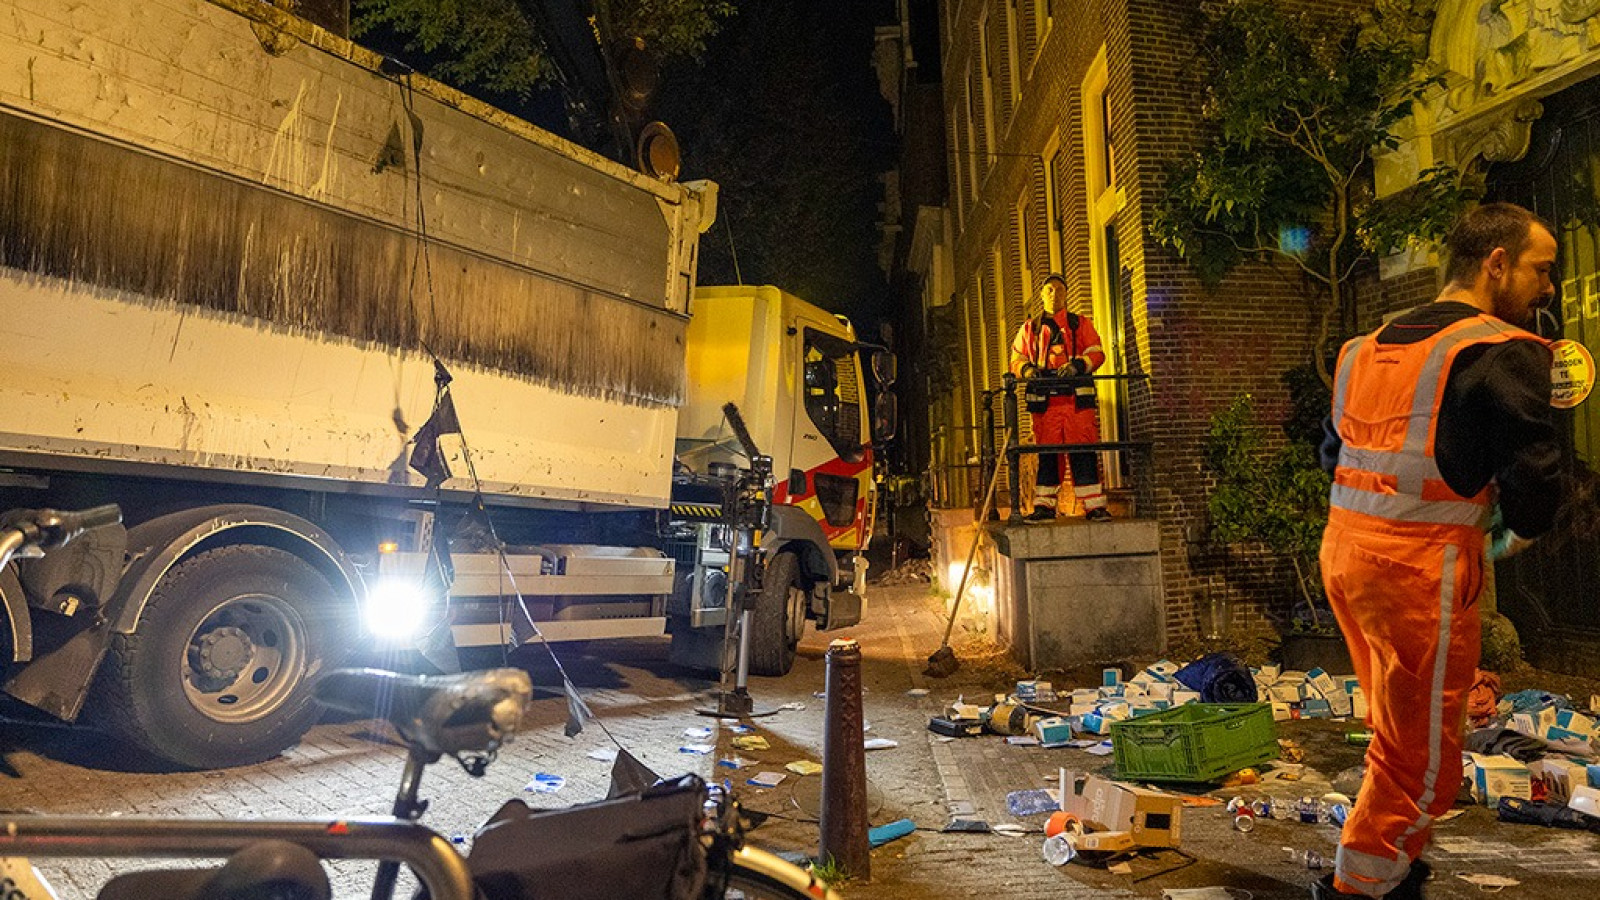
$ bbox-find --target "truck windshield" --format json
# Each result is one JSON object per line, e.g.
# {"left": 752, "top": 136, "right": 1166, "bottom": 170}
{"left": 802, "top": 329, "right": 865, "bottom": 463}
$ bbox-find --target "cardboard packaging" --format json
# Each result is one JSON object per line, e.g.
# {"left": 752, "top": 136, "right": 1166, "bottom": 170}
{"left": 1034, "top": 716, "right": 1075, "bottom": 744}
{"left": 1528, "top": 758, "right": 1590, "bottom": 803}
{"left": 1060, "top": 771, "right": 1183, "bottom": 848}
{"left": 1467, "top": 753, "right": 1532, "bottom": 806}
{"left": 1078, "top": 831, "right": 1136, "bottom": 854}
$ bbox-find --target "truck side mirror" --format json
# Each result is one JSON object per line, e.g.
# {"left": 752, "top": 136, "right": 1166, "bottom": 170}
{"left": 871, "top": 350, "right": 897, "bottom": 387}
{"left": 873, "top": 393, "right": 898, "bottom": 443}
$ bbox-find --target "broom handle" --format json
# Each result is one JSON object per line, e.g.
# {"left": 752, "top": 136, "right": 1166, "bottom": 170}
{"left": 939, "top": 429, "right": 1012, "bottom": 648}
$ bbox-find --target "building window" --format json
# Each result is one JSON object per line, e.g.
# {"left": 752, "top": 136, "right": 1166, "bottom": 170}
{"left": 1082, "top": 47, "right": 1126, "bottom": 463}
{"left": 964, "top": 72, "right": 980, "bottom": 200}
{"left": 1043, "top": 134, "right": 1063, "bottom": 276}
{"left": 977, "top": 7, "right": 995, "bottom": 164}
{"left": 1005, "top": 0, "right": 1021, "bottom": 104}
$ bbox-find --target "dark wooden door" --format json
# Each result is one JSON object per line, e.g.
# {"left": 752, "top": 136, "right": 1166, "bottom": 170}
{"left": 1486, "top": 78, "right": 1600, "bottom": 674}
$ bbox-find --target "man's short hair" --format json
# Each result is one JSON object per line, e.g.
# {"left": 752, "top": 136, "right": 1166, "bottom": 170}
{"left": 1038, "top": 273, "right": 1067, "bottom": 297}
{"left": 1442, "top": 202, "right": 1550, "bottom": 286}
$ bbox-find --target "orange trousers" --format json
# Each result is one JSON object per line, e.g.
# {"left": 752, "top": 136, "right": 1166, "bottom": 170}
{"left": 1321, "top": 520, "right": 1484, "bottom": 897}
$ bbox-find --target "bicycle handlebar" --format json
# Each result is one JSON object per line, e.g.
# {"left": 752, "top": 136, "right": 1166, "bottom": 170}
{"left": 0, "top": 505, "right": 123, "bottom": 569}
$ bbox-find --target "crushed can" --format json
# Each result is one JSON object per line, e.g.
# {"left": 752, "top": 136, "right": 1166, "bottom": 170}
{"left": 1252, "top": 798, "right": 1275, "bottom": 819}
{"left": 1297, "top": 796, "right": 1320, "bottom": 824}
{"left": 1233, "top": 811, "right": 1256, "bottom": 833}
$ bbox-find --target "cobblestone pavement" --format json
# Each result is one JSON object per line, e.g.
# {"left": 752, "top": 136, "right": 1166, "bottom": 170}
{"left": 3, "top": 580, "right": 1600, "bottom": 898}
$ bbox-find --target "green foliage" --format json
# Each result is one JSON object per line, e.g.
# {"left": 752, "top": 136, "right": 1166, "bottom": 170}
{"left": 1204, "top": 395, "right": 1332, "bottom": 616}
{"left": 1149, "top": 0, "right": 1481, "bottom": 380}
{"left": 352, "top": 0, "right": 736, "bottom": 98}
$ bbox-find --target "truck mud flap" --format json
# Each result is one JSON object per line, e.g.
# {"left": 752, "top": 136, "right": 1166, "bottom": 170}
{"left": 817, "top": 589, "right": 861, "bottom": 631}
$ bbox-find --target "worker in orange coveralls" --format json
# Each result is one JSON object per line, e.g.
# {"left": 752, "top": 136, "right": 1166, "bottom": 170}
{"left": 1008, "top": 273, "right": 1110, "bottom": 522}
{"left": 1316, "top": 203, "right": 1566, "bottom": 899}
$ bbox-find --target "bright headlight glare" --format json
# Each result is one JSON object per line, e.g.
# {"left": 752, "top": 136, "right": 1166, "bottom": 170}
{"left": 363, "top": 579, "right": 431, "bottom": 640}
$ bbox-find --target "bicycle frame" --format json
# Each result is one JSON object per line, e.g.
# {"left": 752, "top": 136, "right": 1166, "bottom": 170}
{"left": 0, "top": 816, "right": 473, "bottom": 900}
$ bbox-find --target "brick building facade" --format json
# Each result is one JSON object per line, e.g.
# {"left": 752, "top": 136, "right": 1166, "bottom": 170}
{"left": 889, "top": 0, "right": 1600, "bottom": 666}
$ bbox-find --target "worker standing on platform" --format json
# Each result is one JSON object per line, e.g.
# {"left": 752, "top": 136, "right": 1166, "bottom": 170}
{"left": 1008, "top": 273, "right": 1110, "bottom": 522}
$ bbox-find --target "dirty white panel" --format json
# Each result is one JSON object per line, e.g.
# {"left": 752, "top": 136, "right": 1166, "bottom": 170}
{"left": 0, "top": 271, "right": 676, "bottom": 508}
{"left": 0, "top": 0, "right": 692, "bottom": 311}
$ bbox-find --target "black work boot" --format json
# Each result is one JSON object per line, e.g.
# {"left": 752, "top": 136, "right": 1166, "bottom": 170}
{"left": 1310, "top": 860, "right": 1431, "bottom": 900}
{"left": 1023, "top": 505, "right": 1056, "bottom": 522}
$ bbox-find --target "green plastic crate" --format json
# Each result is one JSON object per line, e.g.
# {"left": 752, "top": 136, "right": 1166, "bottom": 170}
{"left": 1109, "top": 703, "right": 1278, "bottom": 783}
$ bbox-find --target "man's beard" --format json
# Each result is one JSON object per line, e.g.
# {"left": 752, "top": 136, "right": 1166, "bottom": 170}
{"left": 1490, "top": 283, "right": 1537, "bottom": 327}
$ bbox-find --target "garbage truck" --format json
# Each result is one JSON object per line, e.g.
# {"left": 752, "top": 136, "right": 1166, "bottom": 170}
{"left": 0, "top": 0, "right": 889, "bottom": 769}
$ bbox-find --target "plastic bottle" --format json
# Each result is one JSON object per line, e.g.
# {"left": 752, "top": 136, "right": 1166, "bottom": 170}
{"left": 1042, "top": 833, "right": 1077, "bottom": 866}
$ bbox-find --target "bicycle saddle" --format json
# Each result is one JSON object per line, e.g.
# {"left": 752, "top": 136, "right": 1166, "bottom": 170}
{"left": 316, "top": 667, "right": 532, "bottom": 759}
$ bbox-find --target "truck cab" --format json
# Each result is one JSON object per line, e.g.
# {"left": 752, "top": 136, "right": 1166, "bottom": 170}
{"left": 673, "top": 286, "right": 880, "bottom": 674}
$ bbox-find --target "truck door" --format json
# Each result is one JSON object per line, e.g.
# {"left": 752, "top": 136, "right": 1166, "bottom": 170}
{"left": 784, "top": 321, "right": 872, "bottom": 554}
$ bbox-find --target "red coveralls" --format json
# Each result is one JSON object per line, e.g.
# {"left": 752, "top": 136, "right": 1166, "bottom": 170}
{"left": 1008, "top": 310, "right": 1107, "bottom": 514}
{"left": 1322, "top": 314, "right": 1542, "bottom": 897}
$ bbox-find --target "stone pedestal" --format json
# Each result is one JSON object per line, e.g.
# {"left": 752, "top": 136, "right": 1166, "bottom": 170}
{"left": 992, "top": 518, "right": 1164, "bottom": 671}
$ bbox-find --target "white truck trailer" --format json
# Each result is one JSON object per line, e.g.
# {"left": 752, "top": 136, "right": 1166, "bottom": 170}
{"left": 0, "top": 0, "right": 885, "bottom": 769}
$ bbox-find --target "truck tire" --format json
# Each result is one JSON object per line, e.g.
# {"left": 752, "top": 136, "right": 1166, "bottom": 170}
{"left": 94, "top": 545, "right": 350, "bottom": 769}
{"left": 747, "top": 552, "right": 805, "bottom": 677}
{"left": 668, "top": 617, "right": 730, "bottom": 672}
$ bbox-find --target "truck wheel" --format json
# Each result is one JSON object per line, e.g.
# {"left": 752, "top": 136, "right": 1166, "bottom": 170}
{"left": 748, "top": 552, "right": 805, "bottom": 677}
{"left": 95, "top": 545, "right": 350, "bottom": 769}
{"left": 668, "top": 616, "right": 729, "bottom": 672}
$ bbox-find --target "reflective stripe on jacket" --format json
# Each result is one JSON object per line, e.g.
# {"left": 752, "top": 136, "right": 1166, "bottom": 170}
{"left": 1328, "top": 313, "right": 1544, "bottom": 542}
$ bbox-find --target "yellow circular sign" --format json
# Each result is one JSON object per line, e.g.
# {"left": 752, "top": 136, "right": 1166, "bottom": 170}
{"left": 1550, "top": 338, "right": 1595, "bottom": 409}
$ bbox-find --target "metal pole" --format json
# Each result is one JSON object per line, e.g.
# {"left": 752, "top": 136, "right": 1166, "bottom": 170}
{"left": 819, "top": 639, "right": 869, "bottom": 879}
{"left": 1003, "top": 374, "right": 1022, "bottom": 524}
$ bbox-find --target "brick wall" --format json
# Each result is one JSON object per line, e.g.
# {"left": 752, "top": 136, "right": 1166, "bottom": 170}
{"left": 931, "top": 0, "right": 1396, "bottom": 651}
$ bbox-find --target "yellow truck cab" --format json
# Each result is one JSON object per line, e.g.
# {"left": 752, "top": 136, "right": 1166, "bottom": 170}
{"left": 675, "top": 286, "right": 879, "bottom": 674}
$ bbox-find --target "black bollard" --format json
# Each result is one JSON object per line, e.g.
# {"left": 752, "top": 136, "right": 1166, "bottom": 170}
{"left": 820, "top": 638, "right": 870, "bottom": 879}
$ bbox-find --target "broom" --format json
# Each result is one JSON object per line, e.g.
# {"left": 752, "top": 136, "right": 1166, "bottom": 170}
{"left": 925, "top": 429, "right": 1012, "bottom": 678}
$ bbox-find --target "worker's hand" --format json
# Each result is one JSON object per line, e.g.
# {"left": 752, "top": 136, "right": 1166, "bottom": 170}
{"left": 1067, "top": 358, "right": 1089, "bottom": 376}
{"left": 1019, "top": 362, "right": 1040, "bottom": 378}
{"left": 1488, "top": 529, "right": 1534, "bottom": 561}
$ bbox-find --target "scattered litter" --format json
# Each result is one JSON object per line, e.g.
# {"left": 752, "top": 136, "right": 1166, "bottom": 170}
{"left": 1436, "top": 809, "right": 1466, "bottom": 823}
{"left": 1278, "top": 739, "right": 1305, "bottom": 764}
{"left": 943, "top": 818, "right": 990, "bottom": 833}
{"left": 679, "top": 743, "right": 715, "bottom": 755}
{"left": 779, "top": 702, "right": 807, "bottom": 711}
{"left": 1043, "top": 833, "right": 1076, "bottom": 865}
{"left": 868, "top": 818, "right": 916, "bottom": 847}
{"left": 947, "top": 800, "right": 976, "bottom": 816}
{"left": 1084, "top": 741, "right": 1115, "bottom": 756}
{"left": 746, "top": 771, "right": 786, "bottom": 788}
{"left": 991, "top": 823, "right": 1027, "bottom": 836}
{"left": 864, "top": 737, "right": 899, "bottom": 750}
{"left": 1161, "top": 889, "right": 1244, "bottom": 900}
{"left": 525, "top": 773, "right": 565, "bottom": 793}
{"left": 683, "top": 726, "right": 714, "bottom": 740}
{"left": 786, "top": 760, "right": 823, "bottom": 776}
{"left": 1007, "top": 788, "right": 1059, "bottom": 816}
{"left": 862, "top": 721, "right": 872, "bottom": 732}
{"left": 727, "top": 723, "right": 754, "bottom": 735}
{"left": 1066, "top": 739, "right": 1103, "bottom": 749}
{"left": 929, "top": 716, "right": 983, "bottom": 738}
{"left": 1179, "top": 796, "right": 1223, "bottom": 808}
{"left": 907, "top": 688, "right": 930, "bottom": 696}
{"left": 586, "top": 747, "right": 618, "bottom": 762}
{"left": 732, "top": 735, "right": 770, "bottom": 751}
{"left": 1108, "top": 861, "right": 1134, "bottom": 875}
{"left": 1006, "top": 736, "right": 1041, "bottom": 746}
{"left": 1456, "top": 873, "right": 1520, "bottom": 891}
{"left": 717, "top": 756, "right": 755, "bottom": 769}
{"left": 813, "top": 691, "right": 827, "bottom": 699}
{"left": 1221, "top": 768, "right": 1260, "bottom": 787}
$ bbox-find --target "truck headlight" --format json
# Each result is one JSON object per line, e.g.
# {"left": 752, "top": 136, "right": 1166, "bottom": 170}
{"left": 363, "top": 578, "right": 430, "bottom": 640}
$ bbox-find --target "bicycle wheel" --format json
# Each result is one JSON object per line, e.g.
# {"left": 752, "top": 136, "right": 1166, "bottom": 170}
{"left": 707, "top": 845, "right": 837, "bottom": 900}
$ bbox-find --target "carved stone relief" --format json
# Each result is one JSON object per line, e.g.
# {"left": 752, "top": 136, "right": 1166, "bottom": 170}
{"left": 1432, "top": 0, "right": 1600, "bottom": 115}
